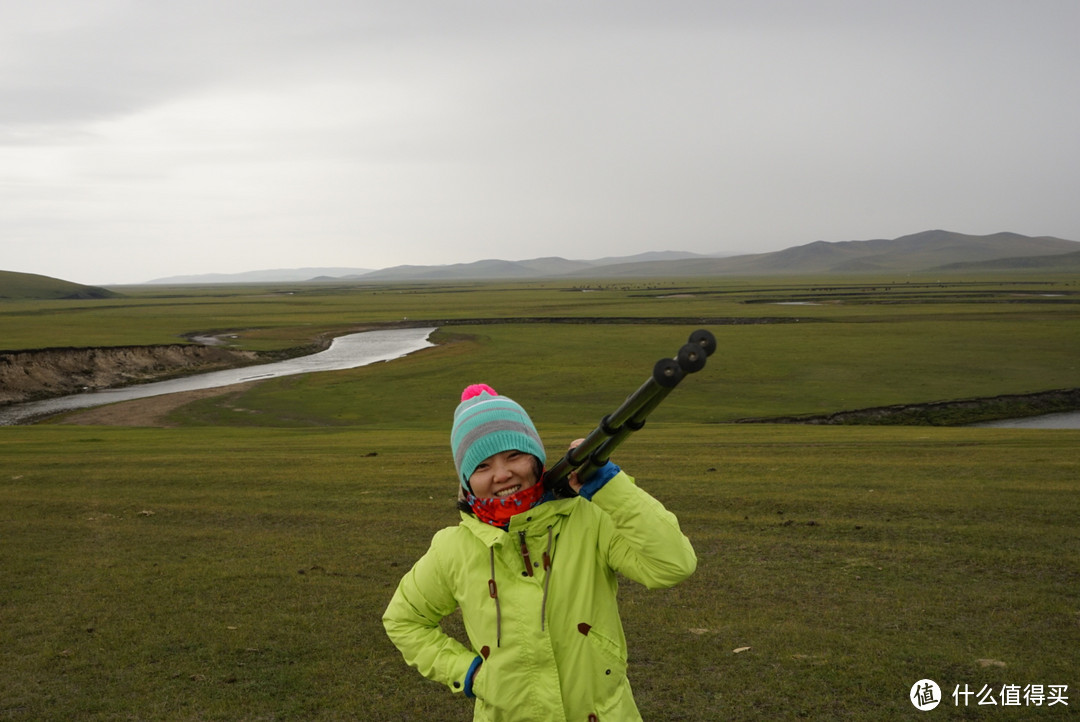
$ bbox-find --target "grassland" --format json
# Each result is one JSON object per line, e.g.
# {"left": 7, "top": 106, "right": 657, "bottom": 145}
{"left": 2, "top": 426, "right": 1077, "bottom": 720}
{"left": 2, "top": 274, "right": 1078, "bottom": 352}
{"left": 2, "top": 274, "right": 1079, "bottom": 720}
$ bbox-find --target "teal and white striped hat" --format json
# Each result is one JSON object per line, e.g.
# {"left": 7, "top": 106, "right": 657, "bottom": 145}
{"left": 451, "top": 384, "right": 546, "bottom": 491}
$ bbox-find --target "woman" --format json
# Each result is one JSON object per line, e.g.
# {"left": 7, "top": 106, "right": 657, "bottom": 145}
{"left": 383, "top": 384, "right": 697, "bottom": 721}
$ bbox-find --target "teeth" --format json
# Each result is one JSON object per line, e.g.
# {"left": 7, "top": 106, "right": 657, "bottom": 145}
{"left": 495, "top": 485, "right": 521, "bottom": 498}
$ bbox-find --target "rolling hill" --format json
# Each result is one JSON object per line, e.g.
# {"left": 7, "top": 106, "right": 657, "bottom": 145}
{"left": 0, "top": 271, "right": 120, "bottom": 300}
{"left": 146, "top": 267, "right": 375, "bottom": 284}
{"left": 350, "top": 252, "right": 707, "bottom": 281}
{"left": 564, "top": 231, "right": 1080, "bottom": 277}
{"left": 133, "top": 230, "right": 1080, "bottom": 284}
{"left": 345, "top": 231, "right": 1080, "bottom": 280}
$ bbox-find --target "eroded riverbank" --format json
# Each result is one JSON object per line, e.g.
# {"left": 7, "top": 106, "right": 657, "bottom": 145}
{"left": 0, "top": 344, "right": 263, "bottom": 405}
{"left": 0, "top": 328, "right": 435, "bottom": 426}
{"left": 736, "top": 387, "right": 1080, "bottom": 427}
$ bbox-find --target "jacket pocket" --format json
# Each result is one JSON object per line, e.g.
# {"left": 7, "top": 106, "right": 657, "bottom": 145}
{"left": 471, "top": 659, "right": 488, "bottom": 702}
{"left": 580, "top": 624, "right": 629, "bottom": 707}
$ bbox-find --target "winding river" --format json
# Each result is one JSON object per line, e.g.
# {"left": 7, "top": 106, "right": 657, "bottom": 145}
{"left": 970, "top": 411, "right": 1080, "bottom": 429}
{"left": 3, "top": 325, "right": 1077, "bottom": 429}
{"left": 0, "top": 327, "right": 435, "bottom": 426}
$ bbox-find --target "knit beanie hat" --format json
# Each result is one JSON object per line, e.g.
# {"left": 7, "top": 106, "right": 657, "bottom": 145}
{"left": 451, "top": 384, "right": 546, "bottom": 491}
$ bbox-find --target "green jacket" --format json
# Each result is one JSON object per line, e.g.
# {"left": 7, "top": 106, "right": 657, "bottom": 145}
{"left": 383, "top": 470, "right": 697, "bottom": 721}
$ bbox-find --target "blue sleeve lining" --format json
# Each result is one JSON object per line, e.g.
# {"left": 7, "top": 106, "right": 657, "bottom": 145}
{"left": 463, "top": 655, "right": 483, "bottom": 698}
{"left": 578, "top": 462, "right": 621, "bottom": 500}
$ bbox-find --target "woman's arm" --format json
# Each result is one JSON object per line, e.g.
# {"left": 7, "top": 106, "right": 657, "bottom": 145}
{"left": 382, "top": 531, "right": 479, "bottom": 694}
{"left": 589, "top": 469, "right": 698, "bottom": 589}
{"left": 564, "top": 438, "right": 697, "bottom": 588}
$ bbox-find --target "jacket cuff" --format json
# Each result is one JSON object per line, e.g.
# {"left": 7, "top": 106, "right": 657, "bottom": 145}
{"left": 578, "top": 462, "right": 621, "bottom": 500}
{"left": 463, "top": 655, "right": 483, "bottom": 698}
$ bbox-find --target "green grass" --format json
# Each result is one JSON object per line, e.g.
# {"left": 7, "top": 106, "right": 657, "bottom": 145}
{"left": 3, "top": 275, "right": 1080, "bottom": 719}
{"left": 1, "top": 425, "right": 1077, "bottom": 720}
{"left": 2, "top": 274, "right": 1079, "bottom": 351}
{"left": 0, "top": 271, "right": 118, "bottom": 301}
{"left": 155, "top": 318, "right": 1080, "bottom": 428}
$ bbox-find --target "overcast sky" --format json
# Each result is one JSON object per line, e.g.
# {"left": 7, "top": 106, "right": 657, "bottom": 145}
{"left": 2, "top": 0, "right": 1078, "bottom": 285}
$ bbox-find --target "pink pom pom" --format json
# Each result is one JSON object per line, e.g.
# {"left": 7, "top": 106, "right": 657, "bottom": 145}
{"left": 461, "top": 383, "right": 498, "bottom": 401}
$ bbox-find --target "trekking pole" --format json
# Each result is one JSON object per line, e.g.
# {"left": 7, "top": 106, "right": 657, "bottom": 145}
{"left": 544, "top": 329, "right": 716, "bottom": 497}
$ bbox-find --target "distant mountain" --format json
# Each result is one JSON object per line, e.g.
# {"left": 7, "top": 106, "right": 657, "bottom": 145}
{"left": 586, "top": 250, "right": 716, "bottom": 265}
{"left": 354, "top": 251, "right": 718, "bottom": 281}
{"left": 139, "top": 231, "right": 1080, "bottom": 284}
{"left": 144, "top": 252, "right": 710, "bottom": 283}
{"left": 353, "top": 259, "right": 552, "bottom": 281}
{"left": 346, "top": 232, "right": 1080, "bottom": 279}
{"left": 0, "top": 270, "right": 120, "bottom": 300}
{"left": 145, "top": 267, "right": 374, "bottom": 284}
{"left": 556, "top": 231, "right": 1080, "bottom": 277}
{"left": 356, "top": 257, "right": 587, "bottom": 281}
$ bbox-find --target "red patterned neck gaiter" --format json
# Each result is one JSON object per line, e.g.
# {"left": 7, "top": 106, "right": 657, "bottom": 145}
{"left": 467, "top": 482, "right": 549, "bottom": 528}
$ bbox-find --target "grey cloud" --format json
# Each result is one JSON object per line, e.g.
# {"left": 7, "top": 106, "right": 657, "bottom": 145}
{"left": 1, "top": 0, "right": 1078, "bottom": 284}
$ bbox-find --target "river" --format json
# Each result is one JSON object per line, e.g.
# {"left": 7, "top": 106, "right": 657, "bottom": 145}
{"left": 3, "top": 326, "right": 1077, "bottom": 429}
{"left": 0, "top": 327, "right": 435, "bottom": 426}
{"left": 970, "top": 411, "right": 1080, "bottom": 429}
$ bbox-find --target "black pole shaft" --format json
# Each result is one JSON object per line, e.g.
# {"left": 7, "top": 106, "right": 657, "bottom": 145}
{"left": 590, "top": 380, "right": 674, "bottom": 465}
{"left": 543, "top": 376, "right": 669, "bottom": 488}
{"left": 542, "top": 329, "right": 715, "bottom": 498}
{"left": 564, "top": 382, "right": 675, "bottom": 484}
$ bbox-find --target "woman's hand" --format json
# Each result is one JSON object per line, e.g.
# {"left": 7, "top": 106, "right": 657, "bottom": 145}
{"left": 566, "top": 438, "right": 586, "bottom": 493}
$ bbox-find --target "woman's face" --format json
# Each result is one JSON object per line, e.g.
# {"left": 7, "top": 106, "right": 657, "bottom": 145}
{"left": 468, "top": 449, "right": 539, "bottom": 499}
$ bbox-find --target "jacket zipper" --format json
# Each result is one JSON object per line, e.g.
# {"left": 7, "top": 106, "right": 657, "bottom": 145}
{"left": 518, "top": 531, "right": 534, "bottom": 576}
{"left": 488, "top": 547, "right": 501, "bottom": 647}
{"left": 491, "top": 526, "right": 557, "bottom": 643}
{"left": 540, "top": 526, "right": 554, "bottom": 631}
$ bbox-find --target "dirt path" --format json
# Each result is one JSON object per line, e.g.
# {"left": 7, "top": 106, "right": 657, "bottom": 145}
{"left": 53, "top": 382, "right": 261, "bottom": 427}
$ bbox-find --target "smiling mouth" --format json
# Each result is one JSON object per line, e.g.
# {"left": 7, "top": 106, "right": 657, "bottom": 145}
{"left": 494, "top": 484, "right": 522, "bottom": 498}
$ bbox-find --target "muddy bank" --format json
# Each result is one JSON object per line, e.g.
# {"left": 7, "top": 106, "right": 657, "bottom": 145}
{"left": 53, "top": 382, "right": 262, "bottom": 427}
{"left": 736, "top": 388, "right": 1080, "bottom": 426}
{"left": 0, "top": 345, "right": 264, "bottom": 406}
